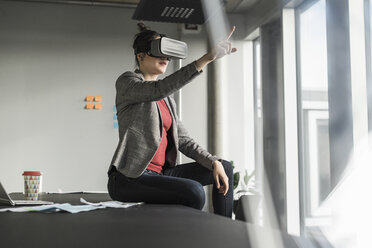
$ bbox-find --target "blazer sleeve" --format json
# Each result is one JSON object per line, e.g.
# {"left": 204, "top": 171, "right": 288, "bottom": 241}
{"left": 117, "top": 62, "right": 201, "bottom": 104}
{"left": 168, "top": 96, "right": 221, "bottom": 171}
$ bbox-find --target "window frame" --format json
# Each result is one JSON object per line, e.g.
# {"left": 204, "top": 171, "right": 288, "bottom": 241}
{"left": 365, "top": 0, "right": 372, "bottom": 131}
{"left": 294, "top": 0, "right": 331, "bottom": 236}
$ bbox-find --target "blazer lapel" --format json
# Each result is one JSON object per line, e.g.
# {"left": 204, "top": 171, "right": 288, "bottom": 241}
{"left": 163, "top": 97, "right": 175, "bottom": 119}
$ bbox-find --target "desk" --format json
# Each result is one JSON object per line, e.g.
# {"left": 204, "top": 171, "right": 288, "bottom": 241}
{"left": 0, "top": 193, "right": 305, "bottom": 248}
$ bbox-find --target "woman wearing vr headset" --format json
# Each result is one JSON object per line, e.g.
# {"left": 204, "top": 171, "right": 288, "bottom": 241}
{"left": 108, "top": 23, "right": 237, "bottom": 218}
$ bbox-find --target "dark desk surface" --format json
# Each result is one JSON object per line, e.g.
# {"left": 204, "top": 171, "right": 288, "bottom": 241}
{"left": 0, "top": 193, "right": 307, "bottom": 248}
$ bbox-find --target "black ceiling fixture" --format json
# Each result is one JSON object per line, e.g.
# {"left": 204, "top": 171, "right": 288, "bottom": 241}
{"left": 132, "top": 0, "right": 225, "bottom": 25}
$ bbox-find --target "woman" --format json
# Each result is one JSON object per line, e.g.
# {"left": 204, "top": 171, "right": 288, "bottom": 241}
{"left": 108, "top": 23, "right": 237, "bottom": 218}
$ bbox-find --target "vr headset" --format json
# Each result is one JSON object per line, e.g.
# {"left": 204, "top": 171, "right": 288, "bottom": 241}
{"left": 135, "top": 37, "right": 188, "bottom": 60}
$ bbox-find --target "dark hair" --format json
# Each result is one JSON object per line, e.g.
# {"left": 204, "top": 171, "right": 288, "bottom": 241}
{"left": 133, "top": 23, "right": 161, "bottom": 67}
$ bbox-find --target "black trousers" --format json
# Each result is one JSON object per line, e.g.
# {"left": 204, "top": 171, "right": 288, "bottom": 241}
{"left": 107, "top": 160, "right": 234, "bottom": 218}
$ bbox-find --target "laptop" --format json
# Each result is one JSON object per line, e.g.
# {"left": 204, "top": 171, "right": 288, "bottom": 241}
{"left": 0, "top": 182, "right": 54, "bottom": 206}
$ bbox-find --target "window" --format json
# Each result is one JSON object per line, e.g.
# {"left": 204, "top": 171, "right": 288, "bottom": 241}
{"left": 285, "top": 0, "right": 371, "bottom": 243}
{"left": 241, "top": 31, "right": 263, "bottom": 224}
{"left": 296, "top": 0, "right": 331, "bottom": 232}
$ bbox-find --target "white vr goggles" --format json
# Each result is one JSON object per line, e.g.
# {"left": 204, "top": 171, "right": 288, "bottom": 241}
{"left": 135, "top": 37, "right": 188, "bottom": 60}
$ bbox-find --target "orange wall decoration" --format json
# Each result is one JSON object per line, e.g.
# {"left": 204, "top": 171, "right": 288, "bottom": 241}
{"left": 85, "top": 95, "right": 102, "bottom": 110}
{"left": 85, "top": 103, "right": 94, "bottom": 109}
{"left": 85, "top": 95, "right": 94, "bottom": 102}
{"left": 94, "top": 103, "right": 102, "bottom": 109}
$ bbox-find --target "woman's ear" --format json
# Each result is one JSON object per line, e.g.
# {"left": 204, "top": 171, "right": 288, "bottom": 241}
{"left": 137, "top": 53, "right": 144, "bottom": 61}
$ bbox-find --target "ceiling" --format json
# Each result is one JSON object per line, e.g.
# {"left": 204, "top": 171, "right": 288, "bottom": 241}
{"left": 225, "top": 0, "right": 259, "bottom": 13}
{"left": 9, "top": 0, "right": 259, "bottom": 13}
{"left": 85, "top": 0, "right": 139, "bottom": 4}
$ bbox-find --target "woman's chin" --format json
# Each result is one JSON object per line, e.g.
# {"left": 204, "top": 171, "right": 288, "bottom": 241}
{"left": 156, "top": 68, "right": 166, "bottom": 74}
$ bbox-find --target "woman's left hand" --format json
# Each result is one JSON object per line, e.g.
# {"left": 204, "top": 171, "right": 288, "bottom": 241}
{"left": 213, "top": 160, "right": 229, "bottom": 196}
{"left": 195, "top": 26, "right": 237, "bottom": 72}
{"left": 206, "top": 26, "right": 237, "bottom": 61}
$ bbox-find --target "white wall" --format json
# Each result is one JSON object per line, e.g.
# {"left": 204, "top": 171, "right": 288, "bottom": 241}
{"left": 224, "top": 40, "right": 256, "bottom": 177}
{"left": 0, "top": 1, "right": 179, "bottom": 192}
{"left": 179, "top": 27, "right": 209, "bottom": 164}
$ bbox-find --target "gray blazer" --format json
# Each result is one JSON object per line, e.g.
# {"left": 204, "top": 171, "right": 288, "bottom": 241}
{"left": 109, "top": 62, "right": 220, "bottom": 178}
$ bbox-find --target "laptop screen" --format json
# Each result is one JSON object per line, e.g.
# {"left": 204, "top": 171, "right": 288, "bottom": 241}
{"left": 0, "top": 182, "right": 13, "bottom": 206}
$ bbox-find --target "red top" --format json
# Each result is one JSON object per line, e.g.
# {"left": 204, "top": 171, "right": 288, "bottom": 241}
{"left": 22, "top": 171, "right": 42, "bottom": 176}
{"left": 146, "top": 99, "right": 173, "bottom": 173}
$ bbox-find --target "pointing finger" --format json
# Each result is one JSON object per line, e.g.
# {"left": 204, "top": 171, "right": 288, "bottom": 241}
{"left": 226, "top": 26, "right": 236, "bottom": 41}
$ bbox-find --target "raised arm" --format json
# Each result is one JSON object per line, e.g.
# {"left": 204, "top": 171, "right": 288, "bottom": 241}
{"left": 116, "top": 62, "right": 201, "bottom": 104}
{"left": 118, "top": 26, "right": 237, "bottom": 105}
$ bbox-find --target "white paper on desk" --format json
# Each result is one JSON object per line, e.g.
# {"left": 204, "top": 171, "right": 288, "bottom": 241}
{"left": 57, "top": 203, "right": 106, "bottom": 213}
{"left": 0, "top": 204, "right": 61, "bottom": 213}
{"left": 0, "top": 203, "right": 105, "bottom": 214}
{"left": 49, "top": 189, "right": 109, "bottom": 194}
{"left": 80, "top": 198, "right": 143, "bottom": 208}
